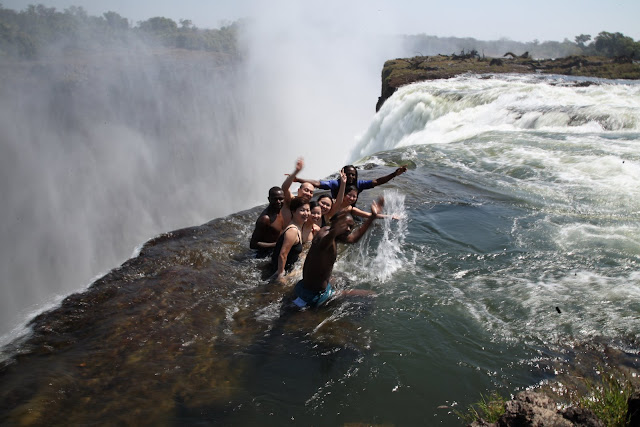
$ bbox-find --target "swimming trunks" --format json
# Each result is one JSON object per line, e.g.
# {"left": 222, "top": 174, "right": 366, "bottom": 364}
{"left": 293, "top": 280, "right": 334, "bottom": 308}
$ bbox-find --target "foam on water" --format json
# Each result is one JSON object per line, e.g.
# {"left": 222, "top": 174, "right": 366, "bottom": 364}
{"left": 346, "top": 75, "right": 640, "bottom": 352}
{"left": 350, "top": 74, "right": 640, "bottom": 161}
{"left": 337, "top": 190, "right": 409, "bottom": 284}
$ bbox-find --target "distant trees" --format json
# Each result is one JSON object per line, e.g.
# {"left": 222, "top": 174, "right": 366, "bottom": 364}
{"left": 574, "top": 34, "right": 591, "bottom": 48}
{"left": 102, "top": 11, "right": 128, "bottom": 31}
{"left": 403, "top": 34, "right": 583, "bottom": 59}
{"left": 592, "top": 31, "right": 640, "bottom": 59}
{"left": 0, "top": 4, "right": 240, "bottom": 59}
{"left": 2, "top": 3, "right": 639, "bottom": 62}
{"left": 404, "top": 32, "right": 640, "bottom": 60}
{"left": 134, "top": 16, "right": 240, "bottom": 52}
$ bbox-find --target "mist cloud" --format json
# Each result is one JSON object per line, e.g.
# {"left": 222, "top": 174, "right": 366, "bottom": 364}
{"left": 0, "top": 3, "right": 405, "bottom": 339}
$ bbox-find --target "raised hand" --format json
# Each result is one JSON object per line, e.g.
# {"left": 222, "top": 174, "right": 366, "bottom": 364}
{"left": 371, "top": 196, "right": 385, "bottom": 217}
{"left": 395, "top": 165, "right": 408, "bottom": 176}
{"left": 295, "top": 157, "right": 304, "bottom": 173}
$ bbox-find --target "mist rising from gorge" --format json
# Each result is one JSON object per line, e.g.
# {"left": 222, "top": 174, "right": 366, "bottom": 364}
{"left": 0, "top": 4, "right": 404, "bottom": 340}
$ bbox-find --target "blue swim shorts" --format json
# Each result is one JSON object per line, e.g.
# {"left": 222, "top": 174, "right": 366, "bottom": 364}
{"left": 293, "top": 280, "right": 334, "bottom": 308}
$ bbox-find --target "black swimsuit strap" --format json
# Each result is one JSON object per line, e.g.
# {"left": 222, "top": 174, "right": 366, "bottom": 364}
{"left": 283, "top": 224, "right": 301, "bottom": 244}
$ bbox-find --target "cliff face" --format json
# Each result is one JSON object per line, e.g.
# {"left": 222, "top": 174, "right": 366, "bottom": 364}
{"left": 377, "top": 54, "right": 640, "bottom": 110}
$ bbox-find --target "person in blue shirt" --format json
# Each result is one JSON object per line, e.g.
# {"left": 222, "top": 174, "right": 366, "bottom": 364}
{"left": 293, "top": 164, "right": 407, "bottom": 200}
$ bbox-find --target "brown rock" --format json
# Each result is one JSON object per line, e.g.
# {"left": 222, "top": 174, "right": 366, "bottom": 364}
{"left": 561, "top": 406, "right": 604, "bottom": 427}
{"left": 497, "top": 391, "right": 572, "bottom": 426}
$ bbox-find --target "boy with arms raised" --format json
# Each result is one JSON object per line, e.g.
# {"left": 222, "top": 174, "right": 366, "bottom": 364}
{"left": 293, "top": 196, "right": 385, "bottom": 308}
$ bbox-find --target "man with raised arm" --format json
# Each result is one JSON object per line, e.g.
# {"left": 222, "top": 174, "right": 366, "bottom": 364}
{"left": 281, "top": 157, "right": 315, "bottom": 226}
{"left": 249, "top": 186, "right": 285, "bottom": 258}
{"left": 292, "top": 196, "right": 385, "bottom": 308}
{"left": 294, "top": 164, "right": 408, "bottom": 200}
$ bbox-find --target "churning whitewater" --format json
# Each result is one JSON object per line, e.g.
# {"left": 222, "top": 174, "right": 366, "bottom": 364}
{"left": 350, "top": 74, "right": 640, "bottom": 345}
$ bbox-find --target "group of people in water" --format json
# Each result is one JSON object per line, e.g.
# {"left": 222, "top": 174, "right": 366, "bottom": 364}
{"left": 250, "top": 158, "right": 407, "bottom": 308}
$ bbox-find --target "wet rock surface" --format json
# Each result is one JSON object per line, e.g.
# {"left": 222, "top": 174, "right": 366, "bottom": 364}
{"left": 0, "top": 208, "right": 372, "bottom": 425}
{"left": 470, "top": 391, "right": 605, "bottom": 427}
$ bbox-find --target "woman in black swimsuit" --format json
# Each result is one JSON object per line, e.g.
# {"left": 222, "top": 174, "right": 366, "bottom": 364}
{"left": 268, "top": 197, "right": 310, "bottom": 283}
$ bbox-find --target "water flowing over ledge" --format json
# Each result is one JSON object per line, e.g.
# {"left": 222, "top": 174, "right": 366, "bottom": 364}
{"left": 376, "top": 54, "right": 640, "bottom": 111}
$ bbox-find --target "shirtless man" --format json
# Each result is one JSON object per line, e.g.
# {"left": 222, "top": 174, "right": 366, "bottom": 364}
{"left": 249, "top": 186, "right": 285, "bottom": 258}
{"left": 294, "top": 164, "right": 407, "bottom": 200}
{"left": 293, "top": 196, "right": 384, "bottom": 308}
{"left": 281, "top": 158, "right": 314, "bottom": 226}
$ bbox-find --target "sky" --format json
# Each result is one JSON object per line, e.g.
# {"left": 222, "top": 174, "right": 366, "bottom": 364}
{"left": 3, "top": 0, "right": 640, "bottom": 43}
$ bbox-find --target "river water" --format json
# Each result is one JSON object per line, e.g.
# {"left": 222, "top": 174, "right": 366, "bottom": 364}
{"left": 1, "top": 74, "right": 639, "bottom": 425}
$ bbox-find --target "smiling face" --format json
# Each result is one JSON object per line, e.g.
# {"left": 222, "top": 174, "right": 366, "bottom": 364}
{"left": 343, "top": 166, "right": 357, "bottom": 185}
{"left": 293, "top": 203, "right": 310, "bottom": 223}
{"left": 297, "top": 183, "right": 314, "bottom": 202}
{"left": 318, "top": 196, "right": 332, "bottom": 215}
{"left": 309, "top": 205, "right": 322, "bottom": 225}
{"left": 345, "top": 189, "right": 358, "bottom": 206}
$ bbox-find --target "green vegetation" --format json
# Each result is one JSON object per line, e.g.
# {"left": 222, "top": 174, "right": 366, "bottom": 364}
{"left": 590, "top": 32, "right": 640, "bottom": 60}
{"left": 3, "top": 3, "right": 638, "bottom": 64}
{"left": 405, "top": 31, "right": 640, "bottom": 60}
{"left": 460, "top": 368, "right": 637, "bottom": 426}
{"left": 455, "top": 391, "right": 508, "bottom": 424}
{"left": 0, "top": 3, "right": 240, "bottom": 59}
{"left": 578, "top": 371, "right": 635, "bottom": 427}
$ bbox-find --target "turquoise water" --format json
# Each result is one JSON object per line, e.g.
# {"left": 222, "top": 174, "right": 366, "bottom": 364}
{"left": 1, "top": 75, "right": 639, "bottom": 425}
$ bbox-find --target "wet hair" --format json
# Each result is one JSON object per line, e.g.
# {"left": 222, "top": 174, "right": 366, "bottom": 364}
{"left": 344, "top": 185, "right": 359, "bottom": 207}
{"left": 289, "top": 196, "right": 309, "bottom": 213}
{"left": 345, "top": 185, "right": 359, "bottom": 196}
{"left": 317, "top": 194, "right": 333, "bottom": 206}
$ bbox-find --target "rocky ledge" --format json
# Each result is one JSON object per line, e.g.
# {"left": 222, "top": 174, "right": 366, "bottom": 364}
{"left": 470, "top": 390, "right": 640, "bottom": 427}
{"left": 377, "top": 54, "right": 640, "bottom": 110}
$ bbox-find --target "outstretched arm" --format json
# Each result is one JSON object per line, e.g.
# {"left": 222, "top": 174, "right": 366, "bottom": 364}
{"left": 282, "top": 157, "right": 304, "bottom": 203}
{"left": 325, "top": 169, "right": 347, "bottom": 219}
{"left": 344, "top": 197, "right": 385, "bottom": 243}
{"left": 371, "top": 165, "right": 408, "bottom": 187}
{"left": 350, "top": 207, "right": 397, "bottom": 220}
{"left": 293, "top": 177, "right": 322, "bottom": 188}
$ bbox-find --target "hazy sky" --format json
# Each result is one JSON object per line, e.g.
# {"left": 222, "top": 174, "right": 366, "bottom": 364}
{"left": 4, "top": 0, "right": 640, "bottom": 43}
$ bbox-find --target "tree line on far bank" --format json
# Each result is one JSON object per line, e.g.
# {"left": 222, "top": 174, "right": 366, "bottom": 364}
{"left": 404, "top": 32, "right": 640, "bottom": 60}
{"left": 1, "top": 4, "right": 639, "bottom": 61}
{"left": 0, "top": 4, "right": 240, "bottom": 59}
